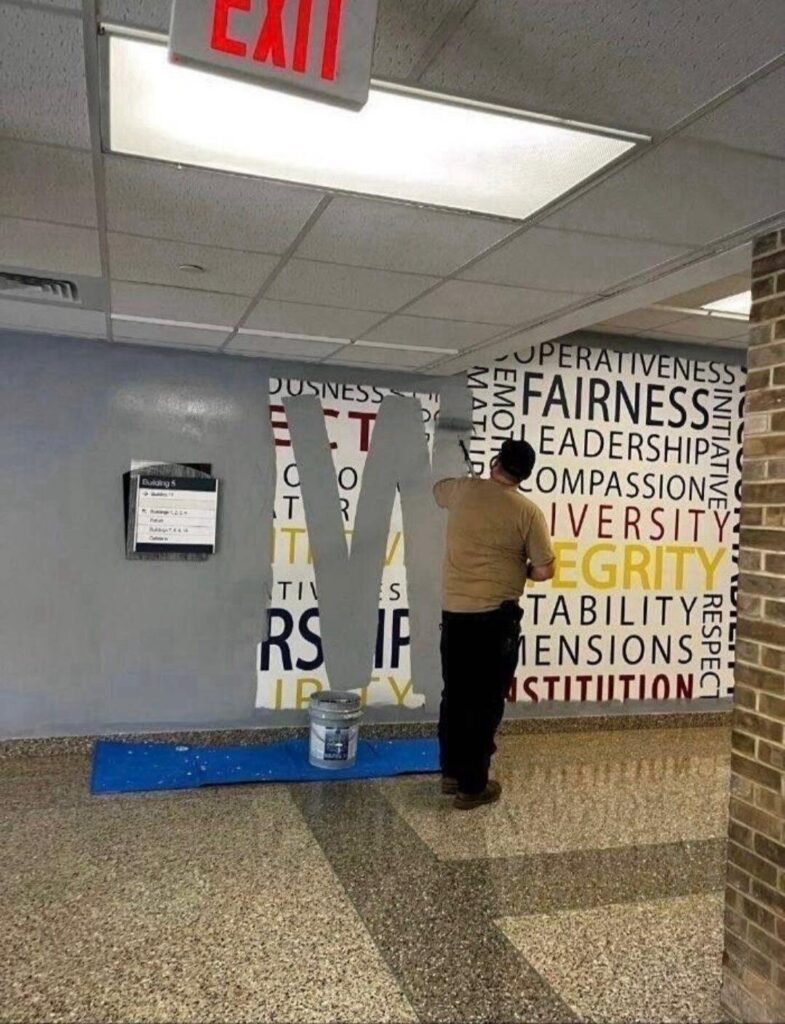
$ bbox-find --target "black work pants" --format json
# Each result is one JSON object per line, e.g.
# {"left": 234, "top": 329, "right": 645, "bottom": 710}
{"left": 438, "top": 601, "right": 522, "bottom": 794}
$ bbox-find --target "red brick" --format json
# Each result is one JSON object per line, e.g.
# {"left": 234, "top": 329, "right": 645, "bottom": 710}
{"left": 764, "top": 553, "right": 785, "bottom": 573}
{"left": 742, "top": 895, "right": 777, "bottom": 934}
{"left": 751, "top": 878, "right": 785, "bottom": 916}
{"left": 753, "top": 248, "right": 785, "bottom": 278}
{"left": 761, "top": 645, "right": 785, "bottom": 671}
{"left": 730, "top": 797, "right": 783, "bottom": 842}
{"left": 759, "top": 692, "right": 785, "bottom": 719}
{"left": 728, "top": 863, "right": 753, "bottom": 893}
{"left": 747, "top": 367, "right": 773, "bottom": 391}
{"left": 759, "top": 739, "right": 785, "bottom": 772}
{"left": 747, "top": 921, "right": 785, "bottom": 961}
{"left": 740, "top": 593, "right": 763, "bottom": 617}
{"left": 730, "top": 819, "right": 754, "bottom": 848}
{"left": 732, "top": 752, "right": 782, "bottom": 791}
{"left": 742, "top": 550, "right": 763, "bottom": 572}
{"left": 739, "top": 616, "right": 785, "bottom": 647}
{"left": 772, "top": 366, "right": 785, "bottom": 388}
{"left": 751, "top": 296, "right": 785, "bottom": 324}
{"left": 734, "top": 708, "right": 784, "bottom": 743}
{"left": 725, "top": 929, "right": 773, "bottom": 979}
{"left": 742, "top": 505, "right": 764, "bottom": 526}
{"left": 753, "top": 276, "right": 776, "bottom": 301}
{"left": 754, "top": 834, "right": 785, "bottom": 869}
{"left": 737, "top": 639, "right": 761, "bottom": 663}
{"left": 746, "top": 387, "right": 785, "bottom": 411}
{"left": 749, "top": 324, "right": 774, "bottom": 350}
{"left": 735, "top": 662, "right": 785, "bottom": 694}
{"left": 735, "top": 687, "right": 758, "bottom": 710}
{"left": 740, "top": 530, "right": 785, "bottom": 553}
{"left": 776, "top": 318, "right": 785, "bottom": 340}
{"left": 745, "top": 485, "right": 785, "bottom": 505}
{"left": 753, "top": 232, "right": 781, "bottom": 257}
{"left": 729, "top": 842, "right": 779, "bottom": 886}
{"left": 755, "top": 787, "right": 785, "bottom": 817}
{"left": 750, "top": 342, "right": 785, "bottom": 367}
{"left": 744, "top": 433, "right": 785, "bottom": 457}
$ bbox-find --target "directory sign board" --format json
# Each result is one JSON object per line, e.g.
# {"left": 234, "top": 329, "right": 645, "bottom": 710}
{"left": 169, "top": 0, "right": 379, "bottom": 108}
{"left": 133, "top": 476, "right": 219, "bottom": 555}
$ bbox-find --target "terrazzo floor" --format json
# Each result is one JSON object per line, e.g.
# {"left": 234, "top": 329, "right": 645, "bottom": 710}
{"left": 1, "top": 725, "right": 731, "bottom": 1023}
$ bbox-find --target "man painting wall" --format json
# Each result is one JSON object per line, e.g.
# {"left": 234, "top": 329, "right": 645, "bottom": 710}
{"left": 434, "top": 439, "right": 555, "bottom": 810}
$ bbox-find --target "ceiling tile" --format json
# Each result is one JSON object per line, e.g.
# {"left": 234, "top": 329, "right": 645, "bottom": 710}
{"left": 687, "top": 65, "right": 785, "bottom": 160}
{"left": 372, "top": 0, "right": 461, "bottom": 78}
{"left": 405, "top": 279, "right": 583, "bottom": 325}
{"left": 0, "top": 217, "right": 100, "bottom": 276}
{"left": 361, "top": 313, "right": 500, "bottom": 349}
{"left": 105, "top": 157, "right": 325, "bottom": 252}
{"left": 98, "top": 0, "right": 170, "bottom": 30}
{"left": 460, "top": 227, "right": 689, "bottom": 293}
{"left": 0, "top": 141, "right": 96, "bottom": 226}
{"left": 596, "top": 308, "right": 685, "bottom": 331}
{"left": 111, "top": 282, "right": 247, "bottom": 323}
{"left": 542, "top": 138, "right": 785, "bottom": 246}
{"left": 243, "top": 298, "right": 382, "bottom": 340}
{"left": 296, "top": 196, "right": 513, "bottom": 276}
{"left": 265, "top": 259, "right": 438, "bottom": 312}
{"left": 658, "top": 273, "right": 750, "bottom": 310}
{"left": 108, "top": 234, "right": 279, "bottom": 296}
{"left": 0, "top": 297, "right": 105, "bottom": 337}
{"left": 420, "top": 0, "right": 785, "bottom": 135}
{"left": 112, "top": 320, "right": 228, "bottom": 348}
{"left": 656, "top": 315, "right": 748, "bottom": 341}
{"left": 228, "top": 334, "right": 343, "bottom": 360}
{"left": 327, "top": 344, "right": 437, "bottom": 368}
{"left": 0, "top": 7, "right": 90, "bottom": 149}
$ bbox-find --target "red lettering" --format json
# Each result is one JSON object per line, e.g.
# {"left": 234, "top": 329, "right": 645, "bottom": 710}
{"left": 624, "top": 505, "right": 641, "bottom": 540}
{"left": 323, "top": 407, "right": 339, "bottom": 450}
{"left": 522, "top": 677, "right": 539, "bottom": 702}
{"left": 254, "top": 0, "right": 288, "bottom": 67}
{"left": 567, "top": 503, "right": 588, "bottom": 538}
{"left": 348, "top": 410, "right": 376, "bottom": 452}
{"left": 270, "top": 404, "right": 290, "bottom": 447}
{"left": 293, "top": 0, "right": 313, "bottom": 72}
{"left": 321, "top": 0, "right": 343, "bottom": 80}
{"left": 597, "top": 504, "right": 613, "bottom": 539}
{"left": 211, "top": 0, "right": 251, "bottom": 56}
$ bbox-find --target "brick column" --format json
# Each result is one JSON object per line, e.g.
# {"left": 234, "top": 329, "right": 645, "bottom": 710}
{"left": 722, "top": 228, "right": 785, "bottom": 1023}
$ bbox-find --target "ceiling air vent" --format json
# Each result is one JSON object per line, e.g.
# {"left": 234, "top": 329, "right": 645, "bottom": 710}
{"left": 0, "top": 272, "right": 79, "bottom": 304}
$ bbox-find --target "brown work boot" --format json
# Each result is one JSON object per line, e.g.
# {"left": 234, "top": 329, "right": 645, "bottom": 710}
{"left": 454, "top": 780, "right": 502, "bottom": 810}
{"left": 441, "top": 775, "right": 459, "bottom": 795}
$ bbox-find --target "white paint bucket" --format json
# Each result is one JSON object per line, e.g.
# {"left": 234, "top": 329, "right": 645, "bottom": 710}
{"left": 308, "top": 691, "right": 362, "bottom": 769}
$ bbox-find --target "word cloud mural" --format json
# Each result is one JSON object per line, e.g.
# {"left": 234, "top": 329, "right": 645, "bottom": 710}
{"left": 468, "top": 341, "right": 745, "bottom": 703}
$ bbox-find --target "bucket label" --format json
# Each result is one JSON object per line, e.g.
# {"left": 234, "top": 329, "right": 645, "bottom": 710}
{"left": 310, "top": 724, "right": 358, "bottom": 763}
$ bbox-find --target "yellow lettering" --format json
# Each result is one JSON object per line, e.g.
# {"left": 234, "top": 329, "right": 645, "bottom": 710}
{"left": 295, "top": 677, "right": 322, "bottom": 709}
{"left": 665, "top": 545, "right": 695, "bottom": 589}
{"left": 583, "top": 543, "right": 616, "bottom": 589}
{"left": 697, "top": 546, "right": 727, "bottom": 589}
{"left": 623, "top": 544, "right": 651, "bottom": 589}
{"left": 274, "top": 677, "right": 283, "bottom": 710}
{"left": 552, "top": 541, "right": 578, "bottom": 589}
{"left": 281, "top": 526, "right": 307, "bottom": 565}
{"left": 388, "top": 676, "right": 413, "bottom": 706}
{"left": 385, "top": 532, "right": 402, "bottom": 567}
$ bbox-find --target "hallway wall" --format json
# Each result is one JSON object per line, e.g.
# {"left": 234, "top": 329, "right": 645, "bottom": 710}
{"left": 0, "top": 329, "right": 744, "bottom": 738}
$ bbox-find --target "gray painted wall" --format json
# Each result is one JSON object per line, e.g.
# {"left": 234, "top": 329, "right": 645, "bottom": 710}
{"left": 0, "top": 331, "right": 466, "bottom": 738}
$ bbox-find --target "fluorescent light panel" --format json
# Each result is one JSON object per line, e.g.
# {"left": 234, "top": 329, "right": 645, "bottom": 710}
{"left": 702, "top": 290, "right": 752, "bottom": 317}
{"left": 108, "top": 34, "right": 640, "bottom": 221}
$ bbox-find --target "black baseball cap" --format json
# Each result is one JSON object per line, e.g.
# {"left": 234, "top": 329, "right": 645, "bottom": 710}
{"left": 499, "top": 439, "right": 536, "bottom": 481}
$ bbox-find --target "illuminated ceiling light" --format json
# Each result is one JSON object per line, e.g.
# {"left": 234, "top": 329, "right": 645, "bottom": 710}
{"left": 702, "top": 290, "right": 752, "bottom": 317}
{"left": 106, "top": 32, "right": 643, "bottom": 221}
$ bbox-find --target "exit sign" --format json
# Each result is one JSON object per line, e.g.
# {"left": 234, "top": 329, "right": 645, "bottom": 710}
{"left": 169, "top": 0, "right": 379, "bottom": 109}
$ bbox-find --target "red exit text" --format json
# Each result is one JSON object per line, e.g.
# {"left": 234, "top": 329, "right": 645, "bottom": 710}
{"left": 211, "top": 0, "right": 345, "bottom": 80}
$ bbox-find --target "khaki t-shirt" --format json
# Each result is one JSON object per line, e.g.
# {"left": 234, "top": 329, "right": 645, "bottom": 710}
{"left": 434, "top": 477, "right": 554, "bottom": 613}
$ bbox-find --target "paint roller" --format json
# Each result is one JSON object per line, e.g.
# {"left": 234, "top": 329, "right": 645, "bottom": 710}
{"left": 438, "top": 412, "right": 477, "bottom": 478}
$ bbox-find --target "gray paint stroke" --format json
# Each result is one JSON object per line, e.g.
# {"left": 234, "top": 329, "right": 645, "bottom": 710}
{"left": 286, "top": 393, "right": 446, "bottom": 698}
